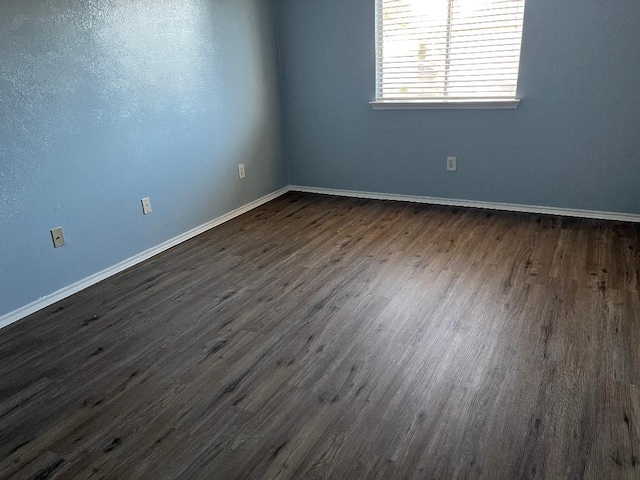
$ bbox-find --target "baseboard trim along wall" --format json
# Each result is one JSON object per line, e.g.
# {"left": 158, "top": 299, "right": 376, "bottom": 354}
{"left": 290, "top": 185, "right": 640, "bottom": 224}
{"left": 0, "top": 187, "right": 290, "bottom": 331}
{"left": 3, "top": 184, "right": 639, "bottom": 331}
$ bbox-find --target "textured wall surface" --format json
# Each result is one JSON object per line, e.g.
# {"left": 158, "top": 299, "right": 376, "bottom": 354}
{"left": 0, "top": 0, "right": 286, "bottom": 317}
{"left": 276, "top": 0, "right": 640, "bottom": 214}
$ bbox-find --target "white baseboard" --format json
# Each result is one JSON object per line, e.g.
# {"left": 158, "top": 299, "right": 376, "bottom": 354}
{"left": 3, "top": 184, "right": 638, "bottom": 331}
{"left": 0, "top": 187, "right": 291, "bottom": 331}
{"left": 290, "top": 185, "right": 640, "bottom": 224}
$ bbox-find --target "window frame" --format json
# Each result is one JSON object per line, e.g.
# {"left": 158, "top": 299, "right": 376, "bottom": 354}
{"left": 371, "top": 0, "right": 525, "bottom": 110}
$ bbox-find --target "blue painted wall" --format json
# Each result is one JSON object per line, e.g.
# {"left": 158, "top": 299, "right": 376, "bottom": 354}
{"left": 276, "top": 0, "right": 640, "bottom": 214}
{"left": 0, "top": 0, "right": 286, "bottom": 317}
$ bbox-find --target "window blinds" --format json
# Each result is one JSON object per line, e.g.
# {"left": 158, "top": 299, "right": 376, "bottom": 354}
{"left": 376, "top": 0, "right": 526, "bottom": 102}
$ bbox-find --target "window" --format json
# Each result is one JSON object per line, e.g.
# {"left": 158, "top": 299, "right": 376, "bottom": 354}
{"left": 373, "top": 0, "right": 526, "bottom": 109}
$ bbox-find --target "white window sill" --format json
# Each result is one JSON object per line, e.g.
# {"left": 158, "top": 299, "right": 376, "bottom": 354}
{"left": 369, "top": 98, "right": 520, "bottom": 110}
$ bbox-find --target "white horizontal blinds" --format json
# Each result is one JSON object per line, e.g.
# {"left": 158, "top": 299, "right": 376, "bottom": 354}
{"left": 376, "top": 0, "right": 525, "bottom": 101}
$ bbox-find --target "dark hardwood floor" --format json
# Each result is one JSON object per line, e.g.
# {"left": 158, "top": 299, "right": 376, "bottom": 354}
{"left": 1, "top": 192, "right": 640, "bottom": 479}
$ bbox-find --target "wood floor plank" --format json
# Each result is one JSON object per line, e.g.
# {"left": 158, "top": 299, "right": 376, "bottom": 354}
{"left": 1, "top": 191, "right": 639, "bottom": 479}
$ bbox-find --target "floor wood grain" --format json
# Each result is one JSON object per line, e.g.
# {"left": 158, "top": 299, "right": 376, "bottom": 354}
{"left": 1, "top": 192, "right": 639, "bottom": 479}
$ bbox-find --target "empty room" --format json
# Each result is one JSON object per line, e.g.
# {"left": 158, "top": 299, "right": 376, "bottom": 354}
{"left": 1, "top": 0, "right": 639, "bottom": 478}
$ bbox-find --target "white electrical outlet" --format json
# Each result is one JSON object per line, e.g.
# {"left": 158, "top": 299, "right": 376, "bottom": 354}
{"left": 238, "top": 164, "right": 246, "bottom": 179}
{"left": 51, "top": 227, "right": 66, "bottom": 248}
{"left": 141, "top": 197, "right": 152, "bottom": 215}
{"left": 447, "top": 156, "right": 457, "bottom": 172}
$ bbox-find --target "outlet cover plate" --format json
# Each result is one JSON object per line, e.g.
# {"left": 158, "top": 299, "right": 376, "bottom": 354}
{"left": 51, "top": 227, "right": 66, "bottom": 248}
{"left": 141, "top": 197, "right": 152, "bottom": 215}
